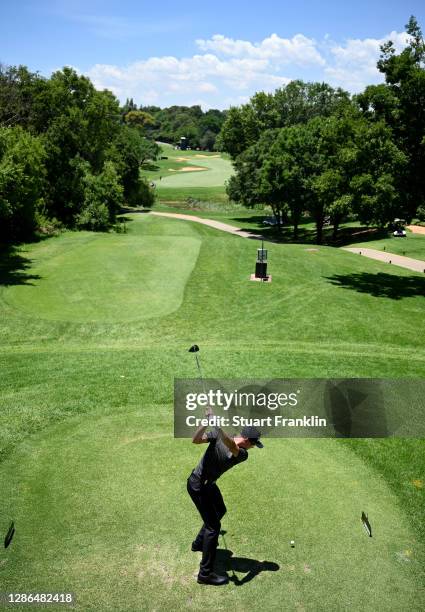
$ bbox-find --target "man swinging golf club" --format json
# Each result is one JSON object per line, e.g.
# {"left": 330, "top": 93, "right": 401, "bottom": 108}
{"left": 187, "top": 405, "right": 263, "bottom": 585}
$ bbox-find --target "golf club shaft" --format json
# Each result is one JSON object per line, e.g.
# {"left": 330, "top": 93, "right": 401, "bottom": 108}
{"left": 221, "top": 532, "right": 237, "bottom": 580}
{"left": 195, "top": 354, "right": 207, "bottom": 394}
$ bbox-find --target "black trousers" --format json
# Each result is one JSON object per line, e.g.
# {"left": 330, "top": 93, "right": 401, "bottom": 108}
{"left": 187, "top": 474, "right": 227, "bottom": 577}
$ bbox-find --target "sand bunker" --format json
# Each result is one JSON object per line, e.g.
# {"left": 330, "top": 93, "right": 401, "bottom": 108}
{"left": 194, "top": 154, "right": 220, "bottom": 158}
{"left": 407, "top": 225, "right": 425, "bottom": 234}
{"left": 167, "top": 166, "right": 206, "bottom": 173}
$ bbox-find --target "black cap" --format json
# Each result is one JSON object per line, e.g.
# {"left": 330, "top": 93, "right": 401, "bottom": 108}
{"left": 241, "top": 426, "right": 264, "bottom": 448}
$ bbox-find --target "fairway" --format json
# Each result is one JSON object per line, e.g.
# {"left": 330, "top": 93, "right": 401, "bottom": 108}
{"left": 143, "top": 143, "right": 233, "bottom": 200}
{"left": 1, "top": 213, "right": 424, "bottom": 611}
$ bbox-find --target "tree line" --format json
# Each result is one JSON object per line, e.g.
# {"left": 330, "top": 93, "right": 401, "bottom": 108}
{"left": 135, "top": 103, "right": 226, "bottom": 150}
{"left": 0, "top": 66, "right": 158, "bottom": 242}
{"left": 218, "top": 17, "right": 425, "bottom": 242}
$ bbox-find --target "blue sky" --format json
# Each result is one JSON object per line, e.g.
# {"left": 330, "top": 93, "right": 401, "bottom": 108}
{"left": 1, "top": 1, "right": 424, "bottom": 109}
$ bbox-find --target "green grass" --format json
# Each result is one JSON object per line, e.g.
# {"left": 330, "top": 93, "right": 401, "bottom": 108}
{"left": 144, "top": 143, "right": 233, "bottom": 202}
{"left": 154, "top": 185, "right": 229, "bottom": 203}
{"left": 2, "top": 226, "right": 201, "bottom": 322}
{"left": 347, "top": 231, "right": 425, "bottom": 262}
{"left": 1, "top": 214, "right": 424, "bottom": 610}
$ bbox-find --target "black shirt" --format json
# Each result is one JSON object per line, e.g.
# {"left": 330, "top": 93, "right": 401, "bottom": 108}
{"left": 192, "top": 430, "right": 248, "bottom": 485}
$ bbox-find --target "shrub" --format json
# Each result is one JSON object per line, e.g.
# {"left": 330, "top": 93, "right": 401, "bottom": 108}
{"left": 75, "top": 160, "right": 124, "bottom": 231}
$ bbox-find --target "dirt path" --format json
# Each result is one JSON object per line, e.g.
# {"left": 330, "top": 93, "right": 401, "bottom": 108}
{"left": 407, "top": 225, "right": 425, "bottom": 234}
{"left": 150, "top": 211, "right": 262, "bottom": 240}
{"left": 343, "top": 247, "right": 425, "bottom": 273}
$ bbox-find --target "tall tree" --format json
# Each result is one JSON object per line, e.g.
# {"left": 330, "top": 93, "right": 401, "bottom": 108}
{"left": 356, "top": 16, "right": 425, "bottom": 219}
{"left": 218, "top": 81, "right": 351, "bottom": 159}
{"left": 0, "top": 126, "right": 46, "bottom": 241}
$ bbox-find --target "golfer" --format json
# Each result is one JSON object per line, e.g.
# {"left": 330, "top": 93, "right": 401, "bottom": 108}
{"left": 187, "top": 407, "right": 263, "bottom": 585}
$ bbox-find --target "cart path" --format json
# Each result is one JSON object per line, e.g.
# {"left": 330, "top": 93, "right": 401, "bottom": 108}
{"left": 343, "top": 247, "right": 425, "bottom": 273}
{"left": 151, "top": 212, "right": 425, "bottom": 272}
{"left": 150, "top": 211, "right": 262, "bottom": 239}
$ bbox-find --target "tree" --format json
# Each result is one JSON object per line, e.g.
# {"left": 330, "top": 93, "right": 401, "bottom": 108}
{"left": 356, "top": 16, "right": 425, "bottom": 219}
{"left": 0, "top": 64, "right": 48, "bottom": 131}
{"left": 260, "top": 126, "right": 310, "bottom": 237}
{"left": 226, "top": 129, "right": 279, "bottom": 208}
{"left": 349, "top": 120, "right": 407, "bottom": 227}
{"left": 218, "top": 81, "right": 352, "bottom": 159}
{"left": 39, "top": 68, "right": 121, "bottom": 223}
{"left": 227, "top": 108, "right": 405, "bottom": 243}
{"left": 0, "top": 63, "right": 157, "bottom": 233}
{"left": 108, "top": 125, "right": 159, "bottom": 206}
{"left": 0, "top": 126, "right": 46, "bottom": 241}
{"left": 124, "top": 110, "right": 155, "bottom": 129}
{"left": 75, "top": 159, "right": 123, "bottom": 231}
{"left": 138, "top": 104, "right": 226, "bottom": 150}
{"left": 199, "top": 129, "right": 216, "bottom": 151}
{"left": 273, "top": 80, "right": 350, "bottom": 126}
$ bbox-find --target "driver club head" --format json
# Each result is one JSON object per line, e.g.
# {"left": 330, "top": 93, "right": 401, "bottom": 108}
{"left": 188, "top": 345, "right": 200, "bottom": 353}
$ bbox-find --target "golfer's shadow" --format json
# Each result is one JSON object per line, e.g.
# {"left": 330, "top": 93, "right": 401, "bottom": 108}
{"left": 215, "top": 548, "right": 279, "bottom": 585}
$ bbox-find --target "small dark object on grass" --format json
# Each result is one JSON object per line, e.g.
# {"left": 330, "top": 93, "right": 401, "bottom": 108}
{"left": 361, "top": 512, "right": 372, "bottom": 537}
{"left": 4, "top": 521, "right": 15, "bottom": 548}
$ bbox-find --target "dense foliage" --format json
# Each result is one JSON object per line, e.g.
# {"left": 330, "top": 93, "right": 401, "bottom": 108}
{"left": 222, "top": 17, "right": 424, "bottom": 242}
{"left": 0, "top": 66, "right": 157, "bottom": 241}
{"left": 136, "top": 102, "right": 226, "bottom": 150}
{"left": 0, "top": 126, "right": 46, "bottom": 241}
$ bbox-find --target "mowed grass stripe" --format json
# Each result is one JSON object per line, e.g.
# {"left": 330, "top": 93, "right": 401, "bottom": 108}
{"left": 2, "top": 342, "right": 425, "bottom": 362}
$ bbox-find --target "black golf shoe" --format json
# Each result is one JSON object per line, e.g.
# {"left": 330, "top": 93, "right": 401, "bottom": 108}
{"left": 191, "top": 541, "right": 203, "bottom": 552}
{"left": 197, "top": 572, "right": 229, "bottom": 586}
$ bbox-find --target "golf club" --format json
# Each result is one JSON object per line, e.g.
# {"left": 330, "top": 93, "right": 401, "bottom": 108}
{"left": 220, "top": 530, "right": 238, "bottom": 582}
{"left": 188, "top": 345, "right": 207, "bottom": 393}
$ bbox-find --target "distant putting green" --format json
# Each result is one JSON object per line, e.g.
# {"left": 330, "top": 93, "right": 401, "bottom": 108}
{"left": 1, "top": 213, "right": 424, "bottom": 610}
{"left": 143, "top": 142, "right": 233, "bottom": 200}
{"left": 158, "top": 155, "right": 233, "bottom": 187}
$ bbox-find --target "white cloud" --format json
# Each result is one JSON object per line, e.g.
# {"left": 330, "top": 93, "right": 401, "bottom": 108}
{"left": 87, "top": 52, "right": 291, "bottom": 107}
{"left": 324, "top": 30, "right": 410, "bottom": 92}
{"left": 196, "top": 33, "right": 325, "bottom": 66}
{"left": 82, "top": 30, "right": 411, "bottom": 108}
